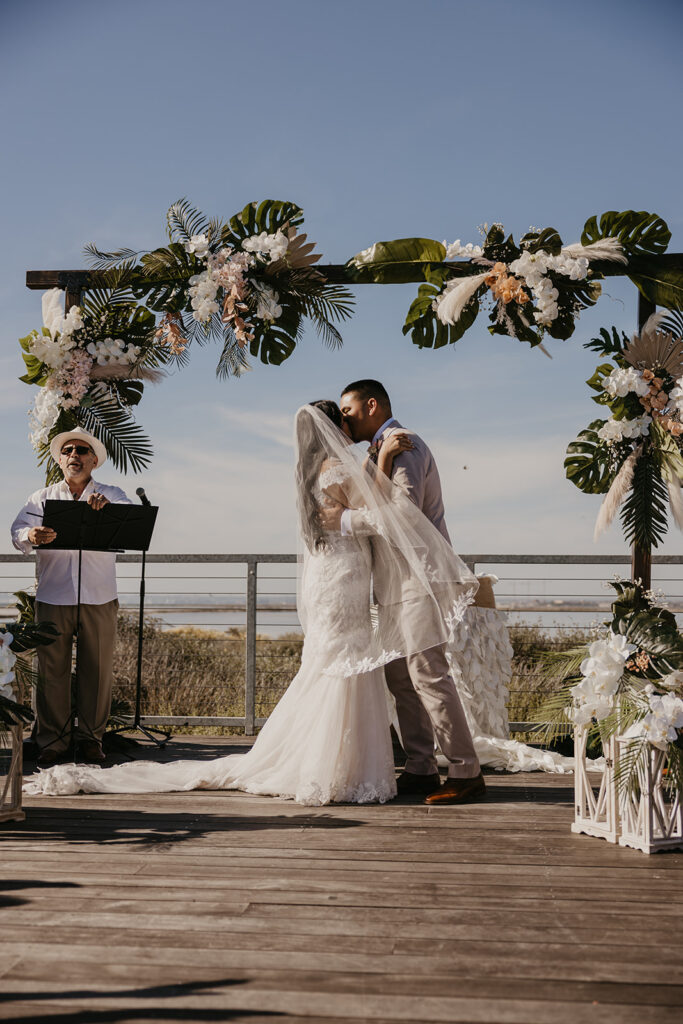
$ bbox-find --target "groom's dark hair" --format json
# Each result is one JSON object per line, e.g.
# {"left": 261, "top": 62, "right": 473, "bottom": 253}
{"left": 341, "top": 379, "right": 392, "bottom": 412}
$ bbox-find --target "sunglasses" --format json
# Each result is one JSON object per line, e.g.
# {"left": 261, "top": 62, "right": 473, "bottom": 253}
{"left": 60, "top": 445, "right": 93, "bottom": 456}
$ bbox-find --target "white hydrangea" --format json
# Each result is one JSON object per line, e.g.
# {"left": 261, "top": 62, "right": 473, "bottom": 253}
{"left": 570, "top": 633, "right": 636, "bottom": 724}
{"left": 597, "top": 414, "right": 652, "bottom": 444}
{"left": 604, "top": 367, "right": 650, "bottom": 399}
{"left": 185, "top": 234, "right": 210, "bottom": 258}
{"left": 254, "top": 283, "right": 282, "bottom": 322}
{"left": 28, "top": 385, "right": 65, "bottom": 448}
{"left": 242, "top": 230, "right": 289, "bottom": 263}
{"left": 86, "top": 338, "right": 141, "bottom": 365}
{"left": 0, "top": 632, "right": 16, "bottom": 701}
{"left": 444, "top": 239, "right": 484, "bottom": 260}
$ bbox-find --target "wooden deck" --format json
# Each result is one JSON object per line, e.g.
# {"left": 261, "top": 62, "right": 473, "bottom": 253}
{"left": 2, "top": 736, "right": 683, "bottom": 1024}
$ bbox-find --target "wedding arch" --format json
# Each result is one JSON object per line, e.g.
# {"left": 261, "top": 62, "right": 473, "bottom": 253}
{"left": 21, "top": 200, "right": 683, "bottom": 586}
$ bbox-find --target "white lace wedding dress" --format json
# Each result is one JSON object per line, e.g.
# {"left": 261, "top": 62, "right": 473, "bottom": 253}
{"left": 25, "top": 473, "right": 397, "bottom": 805}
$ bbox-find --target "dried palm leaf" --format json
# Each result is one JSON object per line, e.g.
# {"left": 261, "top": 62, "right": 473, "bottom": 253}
{"left": 623, "top": 312, "right": 683, "bottom": 376}
{"left": 594, "top": 445, "right": 643, "bottom": 541}
{"left": 268, "top": 227, "right": 322, "bottom": 274}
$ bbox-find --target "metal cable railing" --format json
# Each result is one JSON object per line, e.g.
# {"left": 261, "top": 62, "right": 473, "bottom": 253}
{"left": 2, "top": 553, "right": 682, "bottom": 734}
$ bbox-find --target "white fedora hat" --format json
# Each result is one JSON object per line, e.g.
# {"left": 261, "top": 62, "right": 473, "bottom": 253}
{"left": 49, "top": 426, "right": 107, "bottom": 468}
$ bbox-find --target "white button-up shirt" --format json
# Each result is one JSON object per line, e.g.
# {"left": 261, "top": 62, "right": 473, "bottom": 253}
{"left": 11, "top": 478, "right": 132, "bottom": 606}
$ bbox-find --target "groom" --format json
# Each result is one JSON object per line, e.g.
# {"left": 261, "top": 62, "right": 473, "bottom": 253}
{"left": 326, "top": 379, "right": 485, "bottom": 805}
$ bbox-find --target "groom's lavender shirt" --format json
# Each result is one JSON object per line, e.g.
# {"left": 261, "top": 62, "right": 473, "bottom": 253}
{"left": 344, "top": 419, "right": 451, "bottom": 544}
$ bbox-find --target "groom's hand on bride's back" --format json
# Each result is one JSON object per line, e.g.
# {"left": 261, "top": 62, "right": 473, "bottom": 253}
{"left": 319, "top": 503, "right": 343, "bottom": 532}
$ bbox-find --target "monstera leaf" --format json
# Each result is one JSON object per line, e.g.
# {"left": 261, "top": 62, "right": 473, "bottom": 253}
{"left": 18, "top": 332, "right": 50, "bottom": 386}
{"left": 347, "top": 238, "right": 449, "bottom": 284}
{"left": 581, "top": 210, "right": 671, "bottom": 257}
{"left": 565, "top": 420, "right": 616, "bottom": 494}
{"left": 520, "top": 226, "right": 562, "bottom": 256}
{"left": 584, "top": 326, "right": 629, "bottom": 358}
{"left": 628, "top": 253, "right": 683, "bottom": 311}
{"left": 402, "top": 282, "right": 480, "bottom": 349}
{"left": 225, "top": 200, "right": 304, "bottom": 246}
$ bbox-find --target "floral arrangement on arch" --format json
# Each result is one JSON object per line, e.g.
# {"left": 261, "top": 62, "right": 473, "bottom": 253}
{"left": 347, "top": 210, "right": 678, "bottom": 351}
{"left": 19, "top": 199, "right": 354, "bottom": 481}
{"left": 565, "top": 310, "right": 683, "bottom": 551}
{"left": 540, "top": 580, "right": 683, "bottom": 794}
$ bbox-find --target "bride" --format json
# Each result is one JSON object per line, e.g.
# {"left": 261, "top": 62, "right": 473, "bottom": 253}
{"left": 25, "top": 402, "right": 478, "bottom": 803}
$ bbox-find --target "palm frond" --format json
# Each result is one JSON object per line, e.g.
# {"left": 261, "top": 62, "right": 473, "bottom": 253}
{"left": 78, "top": 384, "right": 153, "bottom": 474}
{"left": 83, "top": 244, "right": 142, "bottom": 271}
{"left": 216, "top": 330, "right": 251, "bottom": 379}
{"left": 166, "top": 198, "right": 209, "bottom": 244}
{"left": 620, "top": 454, "right": 669, "bottom": 549}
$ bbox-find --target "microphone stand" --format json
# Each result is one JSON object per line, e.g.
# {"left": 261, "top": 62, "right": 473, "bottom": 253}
{"left": 109, "top": 496, "right": 170, "bottom": 748}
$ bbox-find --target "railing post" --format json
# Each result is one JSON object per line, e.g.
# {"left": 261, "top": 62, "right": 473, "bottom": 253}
{"left": 245, "top": 559, "right": 257, "bottom": 735}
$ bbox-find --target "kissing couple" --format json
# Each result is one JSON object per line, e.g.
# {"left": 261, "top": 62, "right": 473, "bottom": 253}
{"left": 26, "top": 380, "right": 487, "bottom": 805}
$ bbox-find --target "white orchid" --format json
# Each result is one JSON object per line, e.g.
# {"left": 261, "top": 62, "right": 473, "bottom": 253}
{"left": 444, "top": 239, "right": 483, "bottom": 260}
{"left": 570, "top": 632, "right": 635, "bottom": 723}
{"left": 597, "top": 414, "right": 652, "bottom": 444}
{"left": 185, "top": 234, "right": 210, "bottom": 258}
{"left": 28, "top": 385, "right": 65, "bottom": 448}
{"left": 604, "top": 367, "right": 651, "bottom": 399}
{"left": 242, "top": 230, "right": 289, "bottom": 263}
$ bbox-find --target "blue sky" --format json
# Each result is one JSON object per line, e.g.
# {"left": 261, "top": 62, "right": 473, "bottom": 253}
{"left": 2, "top": 0, "right": 682, "bottom": 556}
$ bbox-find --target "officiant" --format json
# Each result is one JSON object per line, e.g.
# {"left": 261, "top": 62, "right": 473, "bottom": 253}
{"left": 11, "top": 427, "right": 132, "bottom": 768}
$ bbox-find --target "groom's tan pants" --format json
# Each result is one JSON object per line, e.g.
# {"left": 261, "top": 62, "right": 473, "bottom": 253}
{"left": 35, "top": 600, "right": 118, "bottom": 753}
{"left": 385, "top": 644, "right": 480, "bottom": 779}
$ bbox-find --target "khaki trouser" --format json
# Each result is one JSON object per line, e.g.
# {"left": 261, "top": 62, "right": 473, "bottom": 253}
{"left": 385, "top": 644, "right": 480, "bottom": 779}
{"left": 35, "top": 600, "right": 118, "bottom": 753}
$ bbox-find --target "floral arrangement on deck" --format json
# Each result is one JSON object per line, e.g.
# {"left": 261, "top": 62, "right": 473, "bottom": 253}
{"left": 347, "top": 210, "right": 679, "bottom": 351}
{"left": 0, "top": 606, "right": 59, "bottom": 739}
{"left": 564, "top": 310, "right": 683, "bottom": 550}
{"left": 541, "top": 580, "right": 683, "bottom": 793}
{"left": 19, "top": 199, "right": 354, "bottom": 481}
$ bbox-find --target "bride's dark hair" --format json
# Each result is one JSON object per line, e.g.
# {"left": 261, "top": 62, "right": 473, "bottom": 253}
{"left": 296, "top": 400, "right": 343, "bottom": 552}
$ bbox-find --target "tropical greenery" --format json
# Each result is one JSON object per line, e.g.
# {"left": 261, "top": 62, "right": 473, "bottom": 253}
{"left": 347, "top": 210, "right": 682, "bottom": 350}
{"left": 565, "top": 309, "right": 683, "bottom": 549}
{"left": 537, "top": 581, "right": 683, "bottom": 794}
{"left": 19, "top": 198, "right": 354, "bottom": 481}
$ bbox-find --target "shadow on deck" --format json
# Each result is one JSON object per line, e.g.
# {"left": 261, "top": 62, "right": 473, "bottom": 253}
{"left": 2, "top": 735, "right": 683, "bottom": 1024}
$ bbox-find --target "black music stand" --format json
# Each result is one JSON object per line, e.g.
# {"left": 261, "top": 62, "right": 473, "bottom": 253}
{"left": 41, "top": 500, "right": 170, "bottom": 748}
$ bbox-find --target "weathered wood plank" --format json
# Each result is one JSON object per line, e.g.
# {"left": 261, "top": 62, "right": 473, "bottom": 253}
{"left": 4, "top": 751, "right": 682, "bottom": 1023}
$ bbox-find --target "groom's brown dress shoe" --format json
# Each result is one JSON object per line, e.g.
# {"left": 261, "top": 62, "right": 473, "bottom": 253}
{"left": 396, "top": 770, "right": 441, "bottom": 795}
{"left": 423, "top": 772, "right": 486, "bottom": 805}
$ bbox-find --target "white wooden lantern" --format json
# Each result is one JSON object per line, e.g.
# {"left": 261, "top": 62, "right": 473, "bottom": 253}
{"left": 571, "top": 724, "right": 618, "bottom": 843}
{"left": 616, "top": 737, "right": 683, "bottom": 854}
{"left": 0, "top": 723, "right": 25, "bottom": 823}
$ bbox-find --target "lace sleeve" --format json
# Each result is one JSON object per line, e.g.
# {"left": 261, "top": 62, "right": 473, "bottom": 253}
{"left": 318, "top": 463, "right": 350, "bottom": 491}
